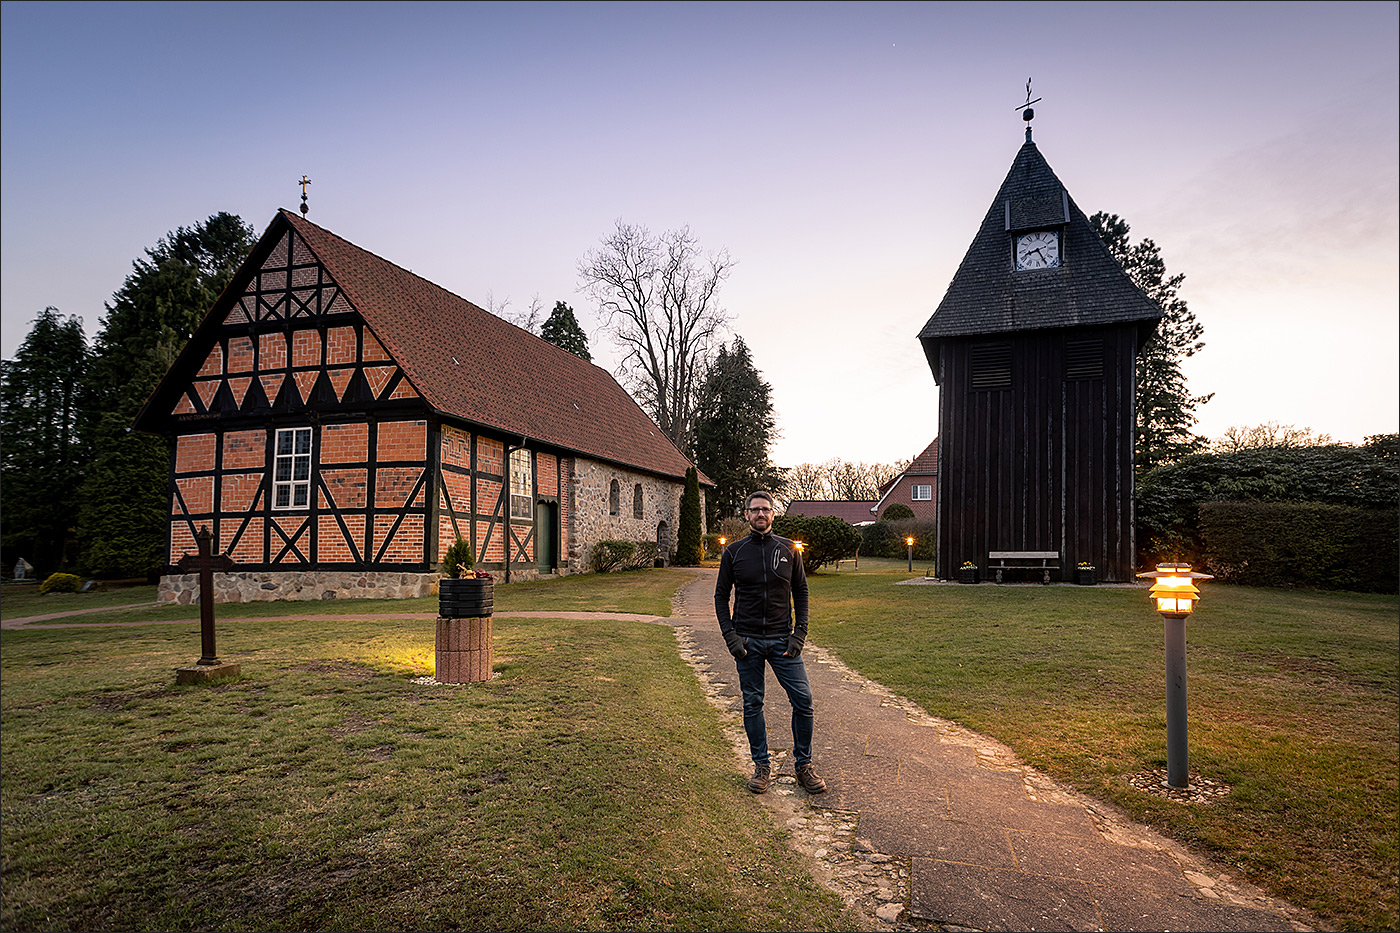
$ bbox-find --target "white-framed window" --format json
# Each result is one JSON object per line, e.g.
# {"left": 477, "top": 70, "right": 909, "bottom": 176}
{"left": 510, "top": 448, "right": 533, "bottom": 519}
{"left": 912, "top": 484, "right": 932, "bottom": 501}
{"left": 273, "top": 427, "right": 312, "bottom": 509}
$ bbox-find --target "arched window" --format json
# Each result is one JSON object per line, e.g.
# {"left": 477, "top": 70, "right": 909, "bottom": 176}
{"left": 633, "top": 484, "right": 644, "bottom": 519}
{"left": 608, "top": 479, "right": 620, "bottom": 516}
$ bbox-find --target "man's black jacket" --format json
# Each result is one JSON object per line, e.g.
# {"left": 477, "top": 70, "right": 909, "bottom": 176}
{"left": 714, "top": 529, "right": 809, "bottom": 643}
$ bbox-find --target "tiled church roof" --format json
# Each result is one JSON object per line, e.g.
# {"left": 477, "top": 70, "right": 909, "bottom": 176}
{"left": 918, "top": 138, "right": 1162, "bottom": 374}
{"left": 142, "top": 210, "right": 705, "bottom": 484}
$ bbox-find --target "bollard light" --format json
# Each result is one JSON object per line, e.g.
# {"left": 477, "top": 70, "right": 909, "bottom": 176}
{"left": 906, "top": 536, "right": 915, "bottom": 572}
{"left": 1138, "top": 563, "right": 1212, "bottom": 617}
{"left": 1135, "top": 562, "right": 1214, "bottom": 789}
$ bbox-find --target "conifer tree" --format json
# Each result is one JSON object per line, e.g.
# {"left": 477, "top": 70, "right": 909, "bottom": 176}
{"left": 1091, "top": 212, "right": 1212, "bottom": 474}
{"left": 674, "top": 466, "right": 703, "bottom": 566}
{"left": 80, "top": 213, "right": 255, "bottom": 577}
{"left": 0, "top": 308, "right": 91, "bottom": 573}
{"left": 539, "top": 301, "right": 592, "bottom": 362}
{"left": 690, "top": 337, "right": 783, "bottom": 529}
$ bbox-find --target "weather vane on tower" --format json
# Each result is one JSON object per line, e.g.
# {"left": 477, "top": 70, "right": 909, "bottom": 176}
{"left": 298, "top": 175, "right": 311, "bottom": 217}
{"left": 1016, "top": 78, "right": 1042, "bottom": 141}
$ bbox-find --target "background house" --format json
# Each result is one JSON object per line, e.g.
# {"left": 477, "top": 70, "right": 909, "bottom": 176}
{"left": 871, "top": 439, "right": 938, "bottom": 521}
{"left": 135, "top": 210, "right": 706, "bottom": 602}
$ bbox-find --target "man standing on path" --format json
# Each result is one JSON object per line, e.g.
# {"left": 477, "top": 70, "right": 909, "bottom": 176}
{"left": 715, "top": 491, "right": 826, "bottom": 795}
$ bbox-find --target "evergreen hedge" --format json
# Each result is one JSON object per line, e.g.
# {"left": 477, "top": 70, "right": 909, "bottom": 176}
{"left": 1198, "top": 501, "right": 1398, "bottom": 593}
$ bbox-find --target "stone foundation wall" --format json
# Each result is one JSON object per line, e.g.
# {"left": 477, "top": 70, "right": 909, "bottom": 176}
{"left": 158, "top": 570, "right": 439, "bottom": 604}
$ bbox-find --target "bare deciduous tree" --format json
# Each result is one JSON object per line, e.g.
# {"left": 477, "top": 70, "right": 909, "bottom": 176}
{"left": 779, "top": 458, "right": 912, "bottom": 502}
{"left": 484, "top": 292, "right": 546, "bottom": 335}
{"left": 579, "top": 220, "right": 732, "bottom": 450}
{"left": 1213, "top": 422, "right": 1333, "bottom": 452}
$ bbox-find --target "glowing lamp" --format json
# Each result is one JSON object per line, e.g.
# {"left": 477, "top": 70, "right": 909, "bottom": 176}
{"left": 1137, "top": 563, "right": 1213, "bottom": 617}
{"left": 905, "top": 536, "right": 915, "bottom": 571}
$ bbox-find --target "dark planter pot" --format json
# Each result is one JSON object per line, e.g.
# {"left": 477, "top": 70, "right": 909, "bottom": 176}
{"left": 959, "top": 568, "right": 980, "bottom": 584}
{"left": 439, "top": 577, "right": 494, "bottom": 618}
{"left": 1075, "top": 568, "right": 1097, "bottom": 586}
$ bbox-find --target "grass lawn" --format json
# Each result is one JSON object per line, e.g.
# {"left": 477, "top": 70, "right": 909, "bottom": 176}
{"left": 1, "top": 598, "right": 858, "bottom": 931}
{"left": 811, "top": 559, "right": 1398, "bottom": 933}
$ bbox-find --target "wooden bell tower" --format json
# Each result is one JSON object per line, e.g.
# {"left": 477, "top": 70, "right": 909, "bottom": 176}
{"left": 918, "top": 106, "right": 1162, "bottom": 582}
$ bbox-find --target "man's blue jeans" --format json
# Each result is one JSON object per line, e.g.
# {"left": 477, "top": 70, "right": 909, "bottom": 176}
{"left": 735, "top": 636, "right": 814, "bottom": 767}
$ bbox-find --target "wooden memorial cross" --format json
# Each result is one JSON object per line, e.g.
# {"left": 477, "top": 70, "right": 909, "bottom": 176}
{"left": 175, "top": 525, "right": 239, "bottom": 683}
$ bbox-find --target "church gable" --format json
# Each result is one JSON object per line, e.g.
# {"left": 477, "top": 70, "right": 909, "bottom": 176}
{"left": 162, "top": 224, "right": 421, "bottom": 422}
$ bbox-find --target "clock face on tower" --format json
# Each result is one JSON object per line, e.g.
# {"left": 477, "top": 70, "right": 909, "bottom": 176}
{"left": 1015, "top": 230, "right": 1061, "bottom": 270}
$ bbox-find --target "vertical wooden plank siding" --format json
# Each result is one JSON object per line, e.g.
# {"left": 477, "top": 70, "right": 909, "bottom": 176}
{"left": 936, "top": 325, "right": 1138, "bottom": 582}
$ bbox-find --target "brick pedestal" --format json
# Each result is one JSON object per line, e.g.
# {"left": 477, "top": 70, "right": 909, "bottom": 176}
{"left": 435, "top": 616, "right": 493, "bottom": 683}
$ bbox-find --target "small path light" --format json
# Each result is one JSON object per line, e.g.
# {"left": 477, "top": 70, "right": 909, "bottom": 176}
{"left": 906, "top": 536, "right": 915, "bottom": 572}
{"left": 1136, "top": 562, "right": 1214, "bottom": 789}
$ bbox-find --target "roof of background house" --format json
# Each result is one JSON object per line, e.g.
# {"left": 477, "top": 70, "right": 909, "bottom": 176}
{"left": 918, "top": 138, "right": 1162, "bottom": 375}
{"left": 873, "top": 438, "right": 938, "bottom": 514}
{"left": 138, "top": 210, "right": 707, "bottom": 485}
{"left": 783, "top": 500, "right": 881, "bottom": 524}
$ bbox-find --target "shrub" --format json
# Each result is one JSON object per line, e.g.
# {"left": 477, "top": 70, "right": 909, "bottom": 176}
{"left": 771, "top": 514, "right": 860, "bottom": 572}
{"left": 40, "top": 572, "right": 82, "bottom": 594}
{"left": 860, "top": 519, "right": 936, "bottom": 561}
{"left": 589, "top": 540, "right": 636, "bottom": 574}
{"left": 439, "top": 537, "right": 474, "bottom": 578}
{"left": 861, "top": 521, "right": 898, "bottom": 558}
{"left": 1199, "top": 500, "right": 1398, "bottom": 592}
{"left": 1137, "top": 435, "right": 1399, "bottom": 565}
{"left": 889, "top": 518, "right": 937, "bottom": 562}
{"left": 628, "top": 540, "right": 660, "bottom": 570}
{"left": 880, "top": 503, "right": 915, "bottom": 521}
{"left": 702, "top": 533, "right": 724, "bottom": 559}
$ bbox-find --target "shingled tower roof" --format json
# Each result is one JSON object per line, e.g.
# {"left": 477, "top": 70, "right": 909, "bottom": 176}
{"left": 918, "top": 139, "right": 1162, "bottom": 379}
{"left": 137, "top": 210, "right": 704, "bottom": 484}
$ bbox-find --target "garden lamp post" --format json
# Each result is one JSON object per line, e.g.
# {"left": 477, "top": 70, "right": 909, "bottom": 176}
{"left": 1136, "top": 562, "right": 1214, "bottom": 789}
{"left": 906, "top": 536, "right": 915, "bottom": 572}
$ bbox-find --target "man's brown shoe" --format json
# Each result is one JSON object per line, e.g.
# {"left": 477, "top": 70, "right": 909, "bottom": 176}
{"left": 796, "top": 762, "right": 827, "bottom": 794}
{"left": 748, "top": 762, "right": 772, "bottom": 794}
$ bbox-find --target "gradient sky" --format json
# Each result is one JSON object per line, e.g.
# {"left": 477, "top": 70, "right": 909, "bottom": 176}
{"left": 3, "top": 1, "right": 1396, "bottom": 468}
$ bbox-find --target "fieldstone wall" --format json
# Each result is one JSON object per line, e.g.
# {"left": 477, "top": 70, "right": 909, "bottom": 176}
{"left": 568, "top": 458, "right": 702, "bottom": 572}
{"left": 158, "top": 570, "right": 439, "bottom": 604}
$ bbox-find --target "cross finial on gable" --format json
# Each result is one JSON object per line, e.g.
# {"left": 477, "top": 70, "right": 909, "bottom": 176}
{"left": 298, "top": 175, "right": 311, "bottom": 217}
{"left": 1015, "top": 78, "right": 1042, "bottom": 141}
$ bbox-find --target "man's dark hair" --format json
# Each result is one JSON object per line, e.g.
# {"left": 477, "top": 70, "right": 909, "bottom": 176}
{"left": 745, "top": 491, "right": 776, "bottom": 510}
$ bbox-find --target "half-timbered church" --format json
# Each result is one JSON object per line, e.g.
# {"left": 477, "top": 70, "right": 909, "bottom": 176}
{"left": 918, "top": 121, "right": 1162, "bottom": 583}
{"left": 136, "top": 209, "right": 705, "bottom": 603}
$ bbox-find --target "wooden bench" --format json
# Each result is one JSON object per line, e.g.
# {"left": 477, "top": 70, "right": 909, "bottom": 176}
{"left": 988, "top": 551, "right": 1060, "bottom": 585}
{"left": 835, "top": 559, "right": 858, "bottom": 572}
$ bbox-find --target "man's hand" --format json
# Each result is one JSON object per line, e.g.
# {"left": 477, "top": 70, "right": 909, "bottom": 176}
{"left": 724, "top": 630, "right": 748, "bottom": 659}
{"left": 785, "top": 633, "right": 805, "bottom": 657}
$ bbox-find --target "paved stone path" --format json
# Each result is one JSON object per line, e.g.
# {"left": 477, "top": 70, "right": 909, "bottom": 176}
{"left": 5, "top": 574, "right": 1320, "bottom": 931}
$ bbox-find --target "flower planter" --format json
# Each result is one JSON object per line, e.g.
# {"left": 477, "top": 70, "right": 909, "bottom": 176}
{"left": 1075, "top": 567, "right": 1097, "bottom": 586}
{"left": 438, "top": 577, "right": 494, "bottom": 618}
{"left": 959, "top": 568, "right": 980, "bottom": 584}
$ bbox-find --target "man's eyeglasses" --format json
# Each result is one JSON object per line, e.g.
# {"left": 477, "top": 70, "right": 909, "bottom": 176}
{"left": 747, "top": 507, "right": 774, "bottom": 514}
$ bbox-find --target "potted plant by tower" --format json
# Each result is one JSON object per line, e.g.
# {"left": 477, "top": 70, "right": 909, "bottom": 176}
{"left": 438, "top": 537, "right": 494, "bottom": 618}
{"left": 1075, "top": 561, "right": 1097, "bottom": 586}
{"left": 959, "top": 561, "right": 980, "bottom": 584}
